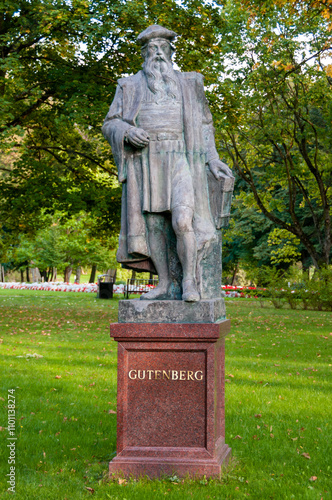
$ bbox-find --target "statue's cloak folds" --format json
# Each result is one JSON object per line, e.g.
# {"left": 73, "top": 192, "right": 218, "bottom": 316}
{"left": 102, "top": 70, "right": 220, "bottom": 273}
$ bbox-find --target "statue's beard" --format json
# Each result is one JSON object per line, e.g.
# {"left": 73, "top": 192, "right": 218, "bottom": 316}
{"left": 142, "top": 54, "right": 179, "bottom": 100}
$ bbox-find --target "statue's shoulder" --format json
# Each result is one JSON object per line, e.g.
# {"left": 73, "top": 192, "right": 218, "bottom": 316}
{"left": 177, "top": 71, "right": 204, "bottom": 83}
{"left": 117, "top": 71, "right": 144, "bottom": 88}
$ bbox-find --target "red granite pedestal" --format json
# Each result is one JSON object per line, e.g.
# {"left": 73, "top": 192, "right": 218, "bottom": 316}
{"left": 109, "top": 321, "right": 231, "bottom": 478}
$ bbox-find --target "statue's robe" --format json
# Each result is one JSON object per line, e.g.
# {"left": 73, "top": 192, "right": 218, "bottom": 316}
{"left": 102, "top": 70, "right": 223, "bottom": 296}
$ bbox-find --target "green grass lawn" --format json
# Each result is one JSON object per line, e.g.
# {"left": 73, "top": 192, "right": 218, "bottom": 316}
{"left": 0, "top": 289, "right": 331, "bottom": 499}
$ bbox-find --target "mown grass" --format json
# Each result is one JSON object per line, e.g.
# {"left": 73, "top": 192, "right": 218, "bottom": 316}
{"left": 0, "top": 289, "right": 331, "bottom": 499}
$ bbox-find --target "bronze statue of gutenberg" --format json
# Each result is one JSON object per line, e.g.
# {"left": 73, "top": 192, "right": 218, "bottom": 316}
{"left": 102, "top": 25, "right": 234, "bottom": 302}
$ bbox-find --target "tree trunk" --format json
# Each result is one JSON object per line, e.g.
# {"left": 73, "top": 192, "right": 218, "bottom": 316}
{"left": 89, "top": 264, "right": 97, "bottom": 283}
{"left": 26, "top": 267, "right": 30, "bottom": 283}
{"left": 53, "top": 267, "right": 57, "bottom": 281}
{"left": 75, "top": 266, "right": 81, "bottom": 284}
{"left": 20, "top": 269, "right": 24, "bottom": 282}
{"left": 64, "top": 266, "right": 72, "bottom": 283}
{"left": 41, "top": 270, "right": 48, "bottom": 282}
{"left": 231, "top": 264, "right": 238, "bottom": 286}
{"left": 107, "top": 268, "right": 117, "bottom": 283}
{"left": 130, "top": 270, "right": 136, "bottom": 284}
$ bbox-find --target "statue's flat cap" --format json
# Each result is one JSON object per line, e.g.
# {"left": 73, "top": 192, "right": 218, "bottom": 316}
{"left": 137, "top": 25, "right": 177, "bottom": 45}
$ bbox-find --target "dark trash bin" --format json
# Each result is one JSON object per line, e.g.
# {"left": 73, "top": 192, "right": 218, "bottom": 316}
{"left": 97, "top": 275, "right": 114, "bottom": 299}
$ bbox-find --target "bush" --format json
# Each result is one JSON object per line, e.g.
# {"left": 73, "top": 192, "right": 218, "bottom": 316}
{"left": 255, "top": 266, "right": 332, "bottom": 311}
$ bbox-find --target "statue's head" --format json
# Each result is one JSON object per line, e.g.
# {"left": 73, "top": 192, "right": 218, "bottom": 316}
{"left": 137, "top": 25, "right": 179, "bottom": 98}
{"left": 138, "top": 25, "right": 177, "bottom": 63}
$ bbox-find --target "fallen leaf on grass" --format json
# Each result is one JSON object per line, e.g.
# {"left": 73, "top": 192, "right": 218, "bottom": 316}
{"left": 85, "top": 486, "right": 94, "bottom": 494}
{"left": 270, "top": 433, "right": 274, "bottom": 438}
{"left": 227, "top": 374, "right": 234, "bottom": 378}
{"left": 255, "top": 414, "right": 262, "bottom": 418}
{"left": 55, "top": 375, "right": 61, "bottom": 379}
{"left": 118, "top": 478, "right": 126, "bottom": 485}
{"left": 291, "top": 437, "right": 298, "bottom": 441}
{"left": 233, "top": 435, "right": 242, "bottom": 440}
{"left": 108, "top": 410, "right": 116, "bottom": 414}
{"left": 309, "top": 476, "right": 317, "bottom": 482}
{"left": 225, "top": 379, "right": 231, "bottom": 383}
{"left": 302, "top": 452, "right": 311, "bottom": 460}
{"left": 317, "top": 428, "right": 322, "bottom": 431}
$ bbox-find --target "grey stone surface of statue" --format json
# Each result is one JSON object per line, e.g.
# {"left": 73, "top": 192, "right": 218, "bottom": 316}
{"left": 102, "top": 25, "right": 234, "bottom": 302}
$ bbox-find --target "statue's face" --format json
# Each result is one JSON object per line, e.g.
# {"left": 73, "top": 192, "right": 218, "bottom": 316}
{"left": 145, "top": 38, "right": 172, "bottom": 62}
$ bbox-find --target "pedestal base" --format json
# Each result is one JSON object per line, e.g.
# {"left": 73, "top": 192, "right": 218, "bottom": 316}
{"left": 109, "top": 321, "right": 231, "bottom": 479}
{"left": 109, "top": 444, "right": 231, "bottom": 478}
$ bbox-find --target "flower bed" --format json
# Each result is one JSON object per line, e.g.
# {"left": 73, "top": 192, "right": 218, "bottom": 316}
{"left": 0, "top": 281, "right": 125, "bottom": 294}
{"left": 221, "top": 285, "right": 260, "bottom": 298}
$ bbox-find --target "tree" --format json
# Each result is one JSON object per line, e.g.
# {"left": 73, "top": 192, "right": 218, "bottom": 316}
{"left": 7, "top": 211, "right": 118, "bottom": 281}
{"left": 209, "top": 0, "right": 332, "bottom": 268}
{"left": 2, "top": 0, "right": 331, "bottom": 271}
{"left": 0, "top": 0, "right": 223, "bottom": 236}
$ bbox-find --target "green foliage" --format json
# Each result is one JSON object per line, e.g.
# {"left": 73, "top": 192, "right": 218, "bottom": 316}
{"left": 222, "top": 196, "right": 275, "bottom": 275}
{"left": 1, "top": 0, "right": 332, "bottom": 270}
{"left": 213, "top": 0, "right": 332, "bottom": 268}
{"left": 0, "top": 0, "right": 224, "bottom": 236}
{"left": 268, "top": 228, "right": 301, "bottom": 265}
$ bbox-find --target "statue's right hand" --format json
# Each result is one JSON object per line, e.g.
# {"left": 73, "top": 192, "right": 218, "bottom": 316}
{"left": 126, "top": 127, "right": 150, "bottom": 148}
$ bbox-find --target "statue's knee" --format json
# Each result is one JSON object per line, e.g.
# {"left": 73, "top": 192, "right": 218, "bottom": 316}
{"left": 172, "top": 207, "right": 193, "bottom": 234}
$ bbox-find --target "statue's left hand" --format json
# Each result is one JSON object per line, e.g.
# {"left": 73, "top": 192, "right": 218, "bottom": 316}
{"left": 209, "top": 159, "right": 233, "bottom": 180}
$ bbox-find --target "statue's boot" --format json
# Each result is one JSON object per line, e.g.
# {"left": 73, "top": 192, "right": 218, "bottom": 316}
{"left": 140, "top": 282, "right": 170, "bottom": 300}
{"left": 182, "top": 279, "right": 200, "bottom": 302}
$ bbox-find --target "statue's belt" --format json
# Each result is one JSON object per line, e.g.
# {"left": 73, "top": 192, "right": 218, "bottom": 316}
{"left": 148, "top": 132, "right": 183, "bottom": 141}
